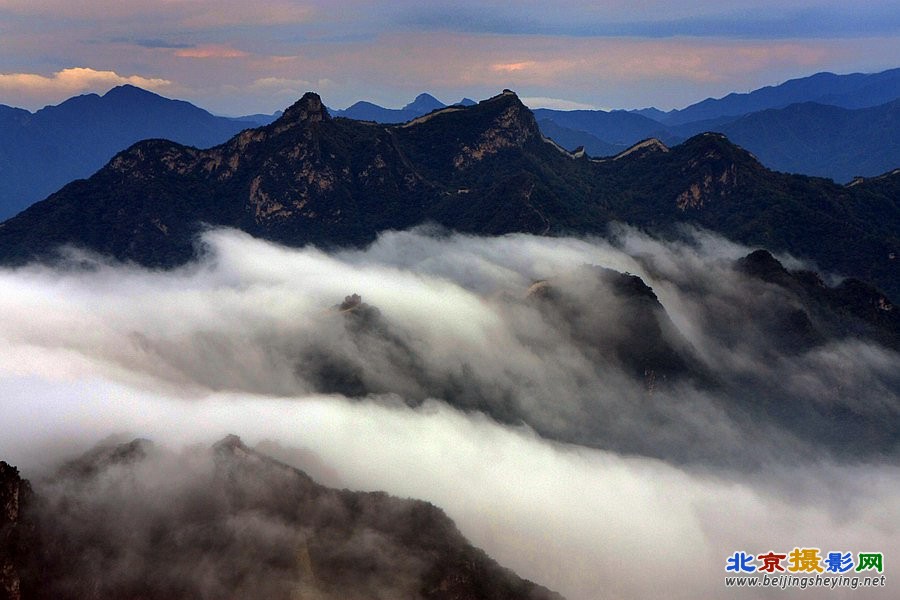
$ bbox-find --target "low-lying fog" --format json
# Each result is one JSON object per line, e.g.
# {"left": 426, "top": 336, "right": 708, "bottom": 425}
{"left": 1, "top": 227, "right": 897, "bottom": 599}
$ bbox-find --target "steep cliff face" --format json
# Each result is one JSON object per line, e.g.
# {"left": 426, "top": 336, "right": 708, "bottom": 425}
{"left": 0, "top": 440, "right": 563, "bottom": 600}
{"left": 0, "top": 462, "right": 34, "bottom": 600}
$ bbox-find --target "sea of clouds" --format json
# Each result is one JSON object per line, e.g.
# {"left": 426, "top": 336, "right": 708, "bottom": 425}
{"left": 1, "top": 226, "right": 897, "bottom": 599}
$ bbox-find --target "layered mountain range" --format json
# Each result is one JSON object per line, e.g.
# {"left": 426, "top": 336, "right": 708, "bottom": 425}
{"left": 0, "top": 89, "right": 897, "bottom": 300}
{"left": 0, "top": 437, "right": 561, "bottom": 600}
{"left": 0, "top": 85, "right": 271, "bottom": 220}
{"left": 332, "top": 93, "right": 476, "bottom": 123}
{"left": 335, "top": 69, "right": 900, "bottom": 182}
{"left": 0, "top": 85, "right": 896, "bottom": 463}
{"left": 1, "top": 68, "right": 898, "bottom": 223}
{"left": 527, "top": 69, "right": 900, "bottom": 181}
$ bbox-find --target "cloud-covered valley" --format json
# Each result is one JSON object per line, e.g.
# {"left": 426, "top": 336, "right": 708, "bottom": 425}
{"left": 1, "top": 227, "right": 898, "bottom": 599}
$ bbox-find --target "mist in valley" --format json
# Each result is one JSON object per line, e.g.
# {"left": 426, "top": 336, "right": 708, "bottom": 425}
{"left": 1, "top": 226, "right": 897, "bottom": 599}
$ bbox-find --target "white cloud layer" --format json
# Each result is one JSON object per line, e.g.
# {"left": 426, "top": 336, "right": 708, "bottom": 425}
{"left": 1, "top": 381, "right": 897, "bottom": 600}
{"left": 0, "top": 228, "right": 897, "bottom": 599}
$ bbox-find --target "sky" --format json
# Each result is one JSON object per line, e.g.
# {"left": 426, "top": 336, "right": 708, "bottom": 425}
{"left": 0, "top": 1, "right": 899, "bottom": 115}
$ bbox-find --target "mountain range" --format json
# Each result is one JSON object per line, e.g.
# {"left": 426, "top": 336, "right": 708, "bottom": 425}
{"left": 699, "top": 99, "right": 900, "bottom": 182}
{"left": 330, "top": 69, "right": 900, "bottom": 182}
{"left": 0, "top": 85, "right": 262, "bottom": 220}
{"left": 0, "top": 68, "right": 898, "bottom": 223}
{"left": 1, "top": 76, "right": 898, "bottom": 600}
{"left": 332, "top": 93, "right": 475, "bottom": 123}
{"left": 0, "top": 89, "right": 896, "bottom": 299}
{"left": 643, "top": 67, "right": 900, "bottom": 124}
{"left": 534, "top": 69, "right": 900, "bottom": 181}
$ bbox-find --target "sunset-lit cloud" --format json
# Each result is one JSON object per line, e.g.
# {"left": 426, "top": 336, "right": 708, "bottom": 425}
{"left": 491, "top": 61, "right": 538, "bottom": 73}
{"left": 174, "top": 45, "right": 249, "bottom": 59}
{"left": 0, "top": 68, "right": 171, "bottom": 106}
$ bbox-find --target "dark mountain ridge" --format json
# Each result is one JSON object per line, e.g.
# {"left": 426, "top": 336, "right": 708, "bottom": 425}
{"left": 0, "top": 437, "right": 561, "bottom": 600}
{"left": 0, "top": 90, "right": 897, "bottom": 299}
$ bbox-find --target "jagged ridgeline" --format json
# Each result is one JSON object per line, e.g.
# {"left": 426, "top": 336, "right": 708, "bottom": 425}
{"left": 0, "top": 438, "right": 562, "bottom": 600}
{"left": 0, "top": 90, "right": 897, "bottom": 298}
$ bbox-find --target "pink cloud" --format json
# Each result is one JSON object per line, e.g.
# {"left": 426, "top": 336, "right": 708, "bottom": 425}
{"left": 491, "top": 61, "right": 538, "bottom": 73}
{"left": 175, "top": 45, "right": 249, "bottom": 59}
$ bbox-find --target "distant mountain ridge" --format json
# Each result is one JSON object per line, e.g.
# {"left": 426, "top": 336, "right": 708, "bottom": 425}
{"left": 537, "top": 68, "right": 900, "bottom": 181}
{"left": 332, "top": 93, "right": 474, "bottom": 123}
{"left": 327, "top": 69, "right": 900, "bottom": 181}
{"left": 658, "top": 68, "right": 900, "bottom": 125}
{"left": 0, "top": 85, "right": 258, "bottom": 219}
{"left": 532, "top": 108, "right": 667, "bottom": 146}
{"left": 709, "top": 99, "right": 900, "bottom": 182}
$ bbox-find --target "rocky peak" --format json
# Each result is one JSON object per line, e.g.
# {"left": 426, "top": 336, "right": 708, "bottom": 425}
{"left": 674, "top": 133, "right": 754, "bottom": 210}
{"left": 213, "top": 433, "right": 250, "bottom": 456}
{"left": 277, "top": 92, "right": 329, "bottom": 127}
{"left": 338, "top": 293, "right": 363, "bottom": 311}
{"left": 449, "top": 89, "right": 541, "bottom": 168}
{"left": 58, "top": 438, "right": 154, "bottom": 479}
{"left": 1, "top": 462, "right": 24, "bottom": 527}
{"left": 680, "top": 132, "right": 761, "bottom": 167}
{"left": 403, "top": 92, "right": 444, "bottom": 114}
{"left": 736, "top": 249, "right": 791, "bottom": 284}
{"left": 485, "top": 89, "right": 534, "bottom": 118}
